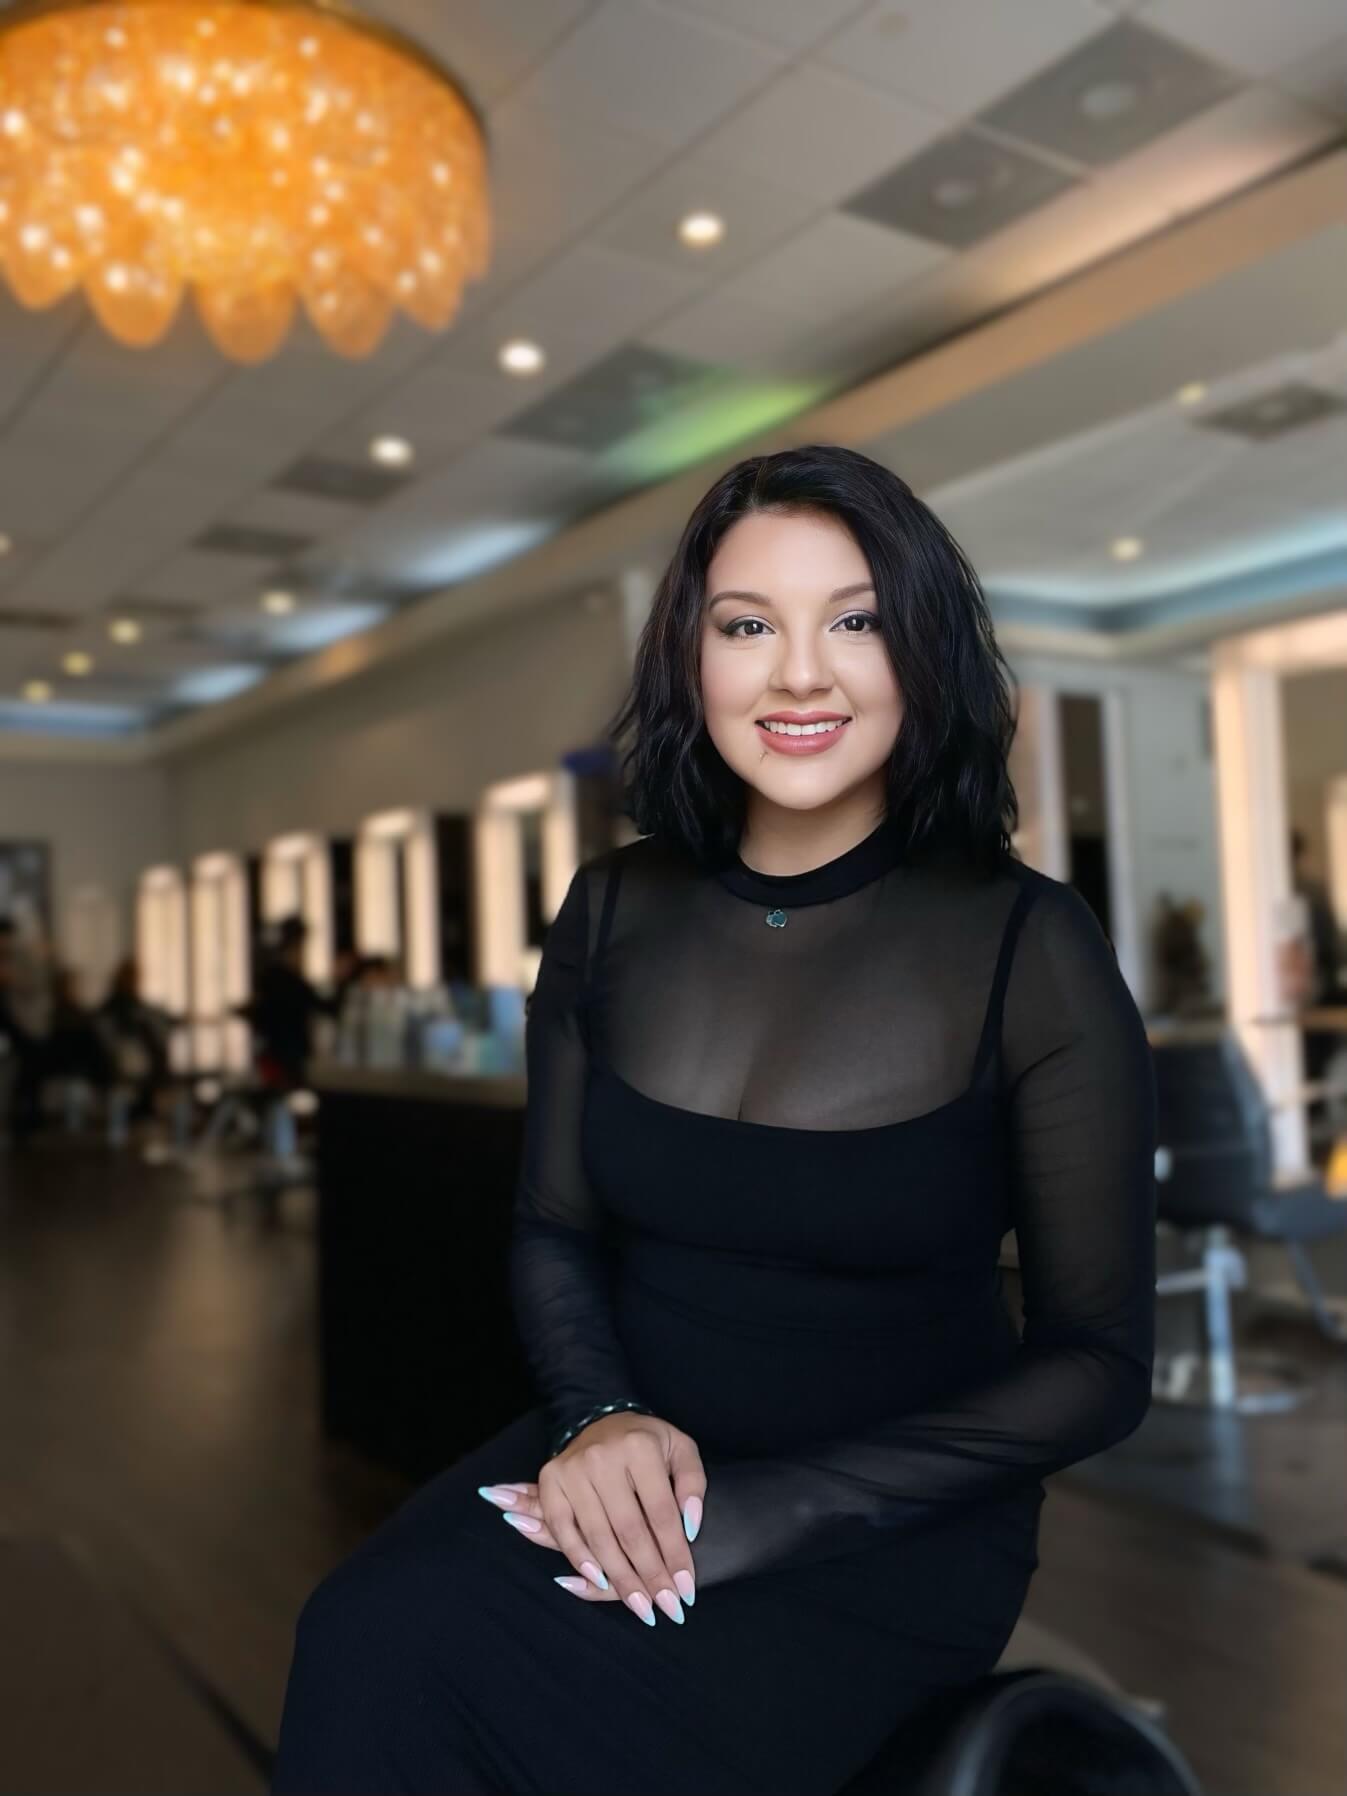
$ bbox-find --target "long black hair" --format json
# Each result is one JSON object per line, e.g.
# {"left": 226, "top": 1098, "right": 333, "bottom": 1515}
{"left": 605, "top": 444, "right": 1019, "bottom": 878}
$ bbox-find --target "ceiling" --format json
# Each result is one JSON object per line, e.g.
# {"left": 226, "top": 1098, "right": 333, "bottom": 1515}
{"left": 0, "top": 0, "right": 1345, "bottom": 738}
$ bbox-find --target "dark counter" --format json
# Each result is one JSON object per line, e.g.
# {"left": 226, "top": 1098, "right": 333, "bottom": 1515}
{"left": 311, "top": 1064, "right": 536, "bottom": 1482}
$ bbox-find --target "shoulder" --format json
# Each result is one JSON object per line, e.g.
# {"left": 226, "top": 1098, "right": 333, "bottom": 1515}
{"left": 574, "top": 831, "right": 687, "bottom": 901}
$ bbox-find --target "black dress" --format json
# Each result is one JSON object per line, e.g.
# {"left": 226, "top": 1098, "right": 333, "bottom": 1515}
{"left": 273, "top": 815, "right": 1157, "bottom": 1796}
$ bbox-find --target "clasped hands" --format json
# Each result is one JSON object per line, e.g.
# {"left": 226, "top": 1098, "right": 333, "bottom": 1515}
{"left": 476, "top": 1410, "right": 705, "bottom": 1628}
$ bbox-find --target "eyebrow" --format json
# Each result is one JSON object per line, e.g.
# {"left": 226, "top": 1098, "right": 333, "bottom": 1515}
{"left": 706, "top": 581, "right": 875, "bottom": 612}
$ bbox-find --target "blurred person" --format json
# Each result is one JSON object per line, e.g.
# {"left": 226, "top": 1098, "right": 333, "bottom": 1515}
{"left": 1152, "top": 890, "right": 1212, "bottom": 1016}
{"left": 244, "top": 914, "right": 338, "bottom": 1092}
{"left": 1290, "top": 828, "right": 1347, "bottom": 1116}
{"left": 97, "top": 956, "right": 174, "bottom": 1122}
{"left": 0, "top": 914, "right": 53, "bottom": 1142}
{"left": 44, "top": 965, "right": 117, "bottom": 1122}
{"left": 273, "top": 446, "right": 1157, "bottom": 1795}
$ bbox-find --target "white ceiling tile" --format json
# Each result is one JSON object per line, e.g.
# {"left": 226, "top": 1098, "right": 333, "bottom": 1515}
{"left": 0, "top": 445, "right": 103, "bottom": 540}
{"left": 820, "top": 0, "right": 1114, "bottom": 116}
{"left": 696, "top": 64, "right": 947, "bottom": 206}
{"left": 319, "top": 367, "right": 532, "bottom": 463}
{"left": 642, "top": 288, "right": 831, "bottom": 372}
{"left": 137, "top": 549, "right": 275, "bottom": 608}
{"left": 726, "top": 213, "right": 949, "bottom": 323}
{"left": 431, "top": 242, "right": 702, "bottom": 387}
{"left": 597, "top": 150, "right": 824, "bottom": 276}
{"left": 516, "top": 0, "right": 782, "bottom": 148}
{"left": 1136, "top": 0, "right": 1347, "bottom": 78}
{"left": 657, "top": 0, "right": 863, "bottom": 53}
{"left": 485, "top": 91, "right": 670, "bottom": 274}
{"left": 368, "top": 0, "right": 594, "bottom": 106}
{"left": 0, "top": 299, "right": 79, "bottom": 416}
{"left": 224, "top": 487, "right": 366, "bottom": 542}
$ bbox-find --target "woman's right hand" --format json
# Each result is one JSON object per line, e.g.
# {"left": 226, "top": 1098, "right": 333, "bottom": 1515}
{"left": 538, "top": 1412, "right": 705, "bottom": 1625}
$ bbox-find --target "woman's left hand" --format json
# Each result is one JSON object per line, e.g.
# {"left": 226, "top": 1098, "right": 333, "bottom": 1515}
{"left": 477, "top": 1481, "right": 626, "bottom": 1604}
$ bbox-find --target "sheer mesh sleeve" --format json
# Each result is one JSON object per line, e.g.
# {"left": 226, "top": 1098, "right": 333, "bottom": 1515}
{"left": 508, "top": 865, "right": 652, "bottom": 1459}
{"left": 687, "top": 878, "right": 1158, "bottom": 1590}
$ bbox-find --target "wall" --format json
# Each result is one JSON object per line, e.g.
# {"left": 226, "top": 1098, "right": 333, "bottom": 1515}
{"left": 1008, "top": 652, "right": 1224, "bottom": 1011}
{"left": 0, "top": 755, "right": 171, "bottom": 995}
{"left": 164, "top": 586, "right": 630, "bottom": 858}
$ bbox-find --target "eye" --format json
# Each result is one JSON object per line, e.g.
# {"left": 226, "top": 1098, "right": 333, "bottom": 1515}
{"left": 719, "top": 613, "right": 881, "bottom": 639}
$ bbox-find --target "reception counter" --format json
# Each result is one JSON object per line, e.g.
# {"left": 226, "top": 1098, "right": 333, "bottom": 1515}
{"left": 310, "top": 1061, "right": 536, "bottom": 1481}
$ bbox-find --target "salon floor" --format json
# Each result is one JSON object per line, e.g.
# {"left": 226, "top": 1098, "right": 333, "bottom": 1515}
{"left": 0, "top": 1138, "right": 1343, "bottom": 1796}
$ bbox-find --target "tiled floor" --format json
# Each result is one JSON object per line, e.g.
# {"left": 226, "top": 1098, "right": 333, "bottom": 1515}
{"left": 0, "top": 1136, "right": 1343, "bottom": 1795}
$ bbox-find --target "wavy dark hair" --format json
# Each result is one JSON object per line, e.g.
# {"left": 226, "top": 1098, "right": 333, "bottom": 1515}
{"left": 605, "top": 443, "right": 1019, "bottom": 878}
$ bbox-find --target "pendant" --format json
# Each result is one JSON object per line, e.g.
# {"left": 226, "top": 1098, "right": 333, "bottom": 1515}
{"left": 765, "top": 907, "right": 788, "bottom": 928}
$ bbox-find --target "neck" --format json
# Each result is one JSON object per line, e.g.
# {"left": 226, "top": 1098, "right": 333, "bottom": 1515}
{"left": 738, "top": 784, "right": 889, "bottom": 877}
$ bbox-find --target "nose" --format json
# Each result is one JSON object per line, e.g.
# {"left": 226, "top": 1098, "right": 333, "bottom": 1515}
{"left": 768, "top": 627, "right": 837, "bottom": 701}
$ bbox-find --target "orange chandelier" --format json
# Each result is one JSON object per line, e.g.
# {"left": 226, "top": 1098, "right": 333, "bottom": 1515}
{"left": 0, "top": 0, "right": 489, "bottom": 360}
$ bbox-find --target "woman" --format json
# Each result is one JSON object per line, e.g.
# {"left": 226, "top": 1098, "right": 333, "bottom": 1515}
{"left": 273, "top": 445, "right": 1156, "bottom": 1795}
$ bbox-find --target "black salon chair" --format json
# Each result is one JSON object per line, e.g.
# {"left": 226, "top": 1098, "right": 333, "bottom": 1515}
{"left": 835, "top": 1665, "right": 1201, "bottom": 1796}
{"left": 1149, "top": 1027, "right": 1347, "bottom": 1413}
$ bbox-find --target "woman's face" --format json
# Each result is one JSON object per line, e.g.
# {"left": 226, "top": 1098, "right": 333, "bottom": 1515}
{"left": 699, "top": 508, "right": 903, "bottom": 814}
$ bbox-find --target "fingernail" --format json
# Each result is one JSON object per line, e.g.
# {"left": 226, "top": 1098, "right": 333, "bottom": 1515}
{"left": 674, "top": 1569, "right": 696, "bottom": 1607}
{"left": 477, "top": 1485, "right": 517, "bottom": 1508}
{"left": 502, "top": 1511, "right": 541, "bottom": 1534}
{"left": 654, "top": 1588, "right": 684, "bottom": 1624}
{"left": 580, "top": 1560, "right": 609, "bottom": 1590}
{"left": 626, "top": 1592, "right": 656, "bottom": 1627}
{"left": 554, "top": 1576, "right": 588, "bottom": 1595}
{"left": 682, "top": 1498, "right": 702, "bottom": 1543}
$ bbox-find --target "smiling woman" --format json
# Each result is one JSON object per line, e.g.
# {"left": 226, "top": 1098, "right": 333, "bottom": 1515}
{"left": 272, "top": 445, "right": 1157, "bottom": 1796}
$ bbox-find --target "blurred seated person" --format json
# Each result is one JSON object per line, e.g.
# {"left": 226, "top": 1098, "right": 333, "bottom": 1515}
{"left": 45, "top": 963, "right": 117, "bottom": 1100}
{"left": 0, "top": 915, "right": 53, "bottom": 1141}
{"left": 97, "top": 956, "right": 174, "bottom": 1120}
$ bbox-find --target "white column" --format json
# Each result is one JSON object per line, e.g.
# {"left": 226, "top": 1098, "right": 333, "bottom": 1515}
{"left": 1102, "top": 688, "right": 1144, "bottom": 1004}
{"left": 1009, "top": 684, "right": 1069, "bottom": 880}
{"left": 1210, "top": 644, "right": 1308, "bottom": 1172}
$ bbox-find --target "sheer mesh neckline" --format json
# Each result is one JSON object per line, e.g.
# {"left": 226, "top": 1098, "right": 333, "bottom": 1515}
{"left": 714, "top": 809, "right": 905, "bottom": 908}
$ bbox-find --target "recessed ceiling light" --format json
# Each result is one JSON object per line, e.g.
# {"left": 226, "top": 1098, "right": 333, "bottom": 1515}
{"left": 370, "top": 434, "right": 414, "bottom": 467}
{"left": 931, "top": 176, "right": 979, "bottom": 211}
{"left": 1177, "top": 382, "right": 1206, "bottom": 406}
{"left": 109, "top": 617, "right": 142, "bottom": 644}
{"left": 499, "top": 337, "right": 545, "bottom": 376}
{"left": 261, "top": 588, "right": 297, "bottom": 614}
{"left": 678, "top": 210, "right": 725, "bottom": 249}
{"left": 1078, "top": 79, "right": 1140, "bottom": 123}
{"left": 1110, "top": 536, "right": 1145, "bottom": 562}
{"left": 63, "top": 651, "right": 93, "bottom": 676}
{"left": 22, "top": 679, "right": 52, "bottom": 702}
{"left": 0, "top": 531, "right": 11, "bottom": 555}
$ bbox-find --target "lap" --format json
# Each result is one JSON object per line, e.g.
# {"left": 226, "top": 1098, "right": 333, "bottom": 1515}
{"left": 280, "top": 1407, "right": 1031, "bottom": 1796}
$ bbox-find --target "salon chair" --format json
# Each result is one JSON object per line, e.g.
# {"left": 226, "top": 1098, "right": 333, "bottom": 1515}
{"left": 835, "top": 1667, "right": 1201, "bottom": 1796}
{"left": 1149, "top": 1030, "right": 1347, "bottom": 1414}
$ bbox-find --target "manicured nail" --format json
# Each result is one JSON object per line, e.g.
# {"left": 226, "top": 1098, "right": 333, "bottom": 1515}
{"left": 682, "top": 1498, "right": 702, "bottom": 1542}
{"left": 654, "top": 1588, "right": 684, "bottom": 1624}
{"left": 554, "top": 1576, "right": 588, "bottom": 1595}
{"left": 502, "top": 1511, "right": 541, "bottom": 1534}
{"left": 477, "top": 1485, "right": 517, "bottom": 1508}
{"left": 674, "top": 1570, "right": 696, "bottom": 1607}
{"left": 580, "top": 1560, "right": 609, "bottom": 1590}
{"left": 626, "top": 1591, "right": 656, "bottom": 1627}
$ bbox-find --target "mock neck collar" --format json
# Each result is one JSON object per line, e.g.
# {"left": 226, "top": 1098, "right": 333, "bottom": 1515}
{"left": 714, "top": 811, "right": 905, "bottom": 908}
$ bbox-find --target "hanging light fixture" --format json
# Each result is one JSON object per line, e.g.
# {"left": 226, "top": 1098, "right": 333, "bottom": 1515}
{"left": 0, "top": 0, "right": 489, "bottom": 361}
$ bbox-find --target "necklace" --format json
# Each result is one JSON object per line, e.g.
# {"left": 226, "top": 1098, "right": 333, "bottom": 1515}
{"left": 765, "top": 907, "right": 788, "bottom": 928}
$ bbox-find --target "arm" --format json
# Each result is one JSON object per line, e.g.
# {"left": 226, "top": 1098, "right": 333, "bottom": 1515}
{"left": 689, "top": 876, "right": 1158, "bottom": 1589}
{"left": 508, "top": 863, "right": 653, "bottom": 1459}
